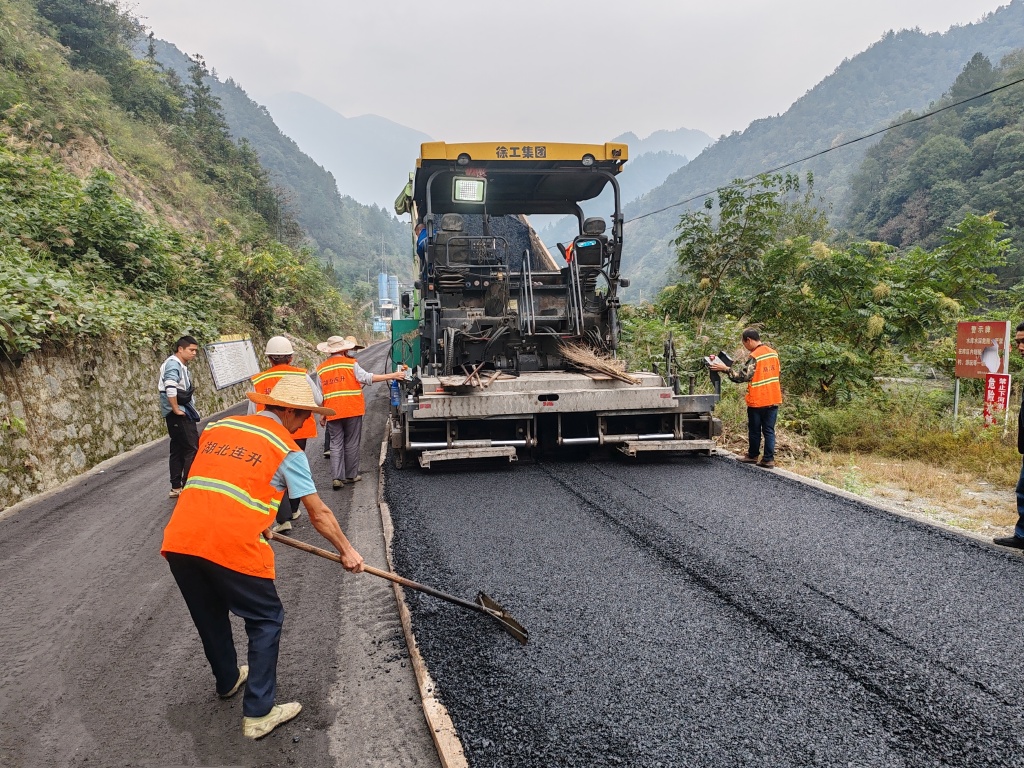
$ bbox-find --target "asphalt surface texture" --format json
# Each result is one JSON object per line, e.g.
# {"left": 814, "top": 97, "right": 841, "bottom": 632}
{"left": 0, "top": 344, "right": 440, "bottom": 768}
{"left": 384, "top": 453, "right": 1024, "bottom": 768}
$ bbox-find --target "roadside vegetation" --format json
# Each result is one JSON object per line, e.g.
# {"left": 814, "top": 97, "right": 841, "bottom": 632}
{"left": 0, "top": 0, "right": 355, "bottom": 357}
{"left": 620, "top": 48, "right": 1024, "bottom": 531}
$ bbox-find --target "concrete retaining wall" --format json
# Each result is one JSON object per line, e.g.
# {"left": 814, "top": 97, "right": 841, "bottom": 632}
{"left": 0, "top": 341, "right": 249, "bottom": 509}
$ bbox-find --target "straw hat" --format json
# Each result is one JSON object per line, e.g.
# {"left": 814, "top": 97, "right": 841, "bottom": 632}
{"left": 316, "top": 335, "right": 356, "bottom": 354}
{"left": 246, "top": 376, "right": 335, "bottom": 417}
{"left": 344, "top": 335, "right": 366, "bottom": 351}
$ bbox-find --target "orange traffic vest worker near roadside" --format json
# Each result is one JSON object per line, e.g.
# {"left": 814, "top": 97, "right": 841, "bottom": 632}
{"left": 314, "top": 335, "right": 406, "bottom": 490}
{"left": 160, "top": 376, "right": 364, "bottom": 741}
{"left": 709, "top": 328, "right": 782, "bottom": 468}
{"left": 249, "top": 335, "right": 319, "bottom": 533}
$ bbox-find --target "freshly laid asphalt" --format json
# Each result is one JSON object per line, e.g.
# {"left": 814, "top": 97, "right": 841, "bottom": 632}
{"left": 385, "top": 455, "right": 1024, "bottom": 768}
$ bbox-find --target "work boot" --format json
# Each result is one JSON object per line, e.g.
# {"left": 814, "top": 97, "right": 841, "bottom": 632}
{"left": 345, "top": 474, "right": 362, "bottom": 484}
{"left": 219, "top": 665, "right": 248, "bottom": 699}
{"left": 757, "top": 460, "right": 776, "bottom": 469}
{"left": 993, "top": 535, "right": 1024, "bottom": 550}
{"left": 242, "top": 702, "right": 302, "bottom": 740}
{"left": 332, "top": 479, "right": 343, "bottom": 490}
{"left": 290, "top": 509, "right": 302, "bottom": 521}
{"left": 270, "top": 521, "right": 291, "bottom": 534}
{"left": 737, "top": 455, "right": 759, "bottom": 464}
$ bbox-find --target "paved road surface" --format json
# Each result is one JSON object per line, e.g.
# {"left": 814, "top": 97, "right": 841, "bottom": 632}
{"left": 385, "top": 454, "right": 1024, "bottom": 767}
{"left": 0, "top": 344, "right": 440, "bottom": 768}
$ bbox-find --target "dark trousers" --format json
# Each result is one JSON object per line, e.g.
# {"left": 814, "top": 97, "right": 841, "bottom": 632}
{"left": 165, "top": 553, "right": 283, "bottom": 718}
{"left": 275, "top": 438, "right": 307, "bottom": 525}
{"left": 1014, "top": 458, "right": 1024, "bottom": 539}
{"left": 747, "top": 405, "right": 779, "bottom": 462}
{"left": 166, "top": 413, "right": 199, "bottom": 489}
{"left": 327, "top": 416, "right": 362, "bottom": 481}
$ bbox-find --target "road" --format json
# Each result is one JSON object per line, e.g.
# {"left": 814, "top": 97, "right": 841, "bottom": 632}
{"left": 384, "top": 454, "right": 1024, "bottom": 768}
{"left": 0, "top": 344, "right": 440, "bottom": 768}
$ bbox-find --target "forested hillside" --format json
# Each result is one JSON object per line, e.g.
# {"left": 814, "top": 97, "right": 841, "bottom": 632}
{"left": 847, "top": 51, "right": 1024, "bottom": 282}
{"left": 0, "top": 0, "right": 354, "bottom": 356}
{"left": 142, "top": 39, "right": 410, "bottom": 290}
{"left": 264, "top": 91, "right": 432, "bottom": 212}
{"left": 620, "top": 0, "right": 1024, "bottom": 299}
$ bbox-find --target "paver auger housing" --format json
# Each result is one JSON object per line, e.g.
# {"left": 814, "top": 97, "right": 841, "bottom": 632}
{"left": 390, "top": 141, "right": 720, "bottom": 468}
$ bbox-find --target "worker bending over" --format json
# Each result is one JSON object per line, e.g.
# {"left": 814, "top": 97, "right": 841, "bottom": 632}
{"left": 161, "top": 376, "right": 364, "bottom": 740}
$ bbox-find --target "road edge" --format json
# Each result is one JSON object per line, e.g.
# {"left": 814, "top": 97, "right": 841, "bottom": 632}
{"left": 741, "top": 451, "right": 1019, "bottom": 555}
{"left": 377, "top": 438, "right": 469, "bottom": 768}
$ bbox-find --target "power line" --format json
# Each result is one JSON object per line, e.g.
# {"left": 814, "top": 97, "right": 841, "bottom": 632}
{"left": 625, "top": 74, "right": 1024, "bottom": 226}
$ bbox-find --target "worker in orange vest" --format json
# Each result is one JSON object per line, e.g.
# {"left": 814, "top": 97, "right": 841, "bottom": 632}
{"left": 161, "top": 376, "right": 363, "bottom": 740}
{"left": 709, "top": 328, "right": 782, "bottom": 468}
{"left": 314, "top": 335, "right": 406, "bottom": 489}
{"left": 249, "top": 335, "right": 319, "bottom": 533}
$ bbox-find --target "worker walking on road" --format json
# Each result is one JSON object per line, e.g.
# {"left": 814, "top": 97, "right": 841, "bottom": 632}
{"left": 249, "top": 335, "right": 319, "bottom": 533}
{"left": 709, "top": 328, "right": 782, "bottom": 468}
{"left": 994, "top": 322, "right": 1024, "bottom": 550}
{"left": 161, "top": 376, "right": 364, "bottom": 740}
{"left": 314, "top": 335, "right": 406, "bottom": 490}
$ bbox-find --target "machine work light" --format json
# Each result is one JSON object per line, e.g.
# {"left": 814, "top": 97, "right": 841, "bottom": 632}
{"left": 453, "top": 177, "right": 486, "bottom": 203}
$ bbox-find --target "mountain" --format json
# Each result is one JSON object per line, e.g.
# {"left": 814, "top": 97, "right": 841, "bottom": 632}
{"left": 845, "top": 51, "right": 1024, "bottom": 276}
{"left": 620, "top": 0, "right": 1024, "bottom": 299}
{"left": 141, "top": 40, "right": 411, "bottom": 288}
{"left": 612, "top": 127, "right": 712, "bottom": 161}
{"left": 264, "top": 92, "right": 433, "bottom": 211}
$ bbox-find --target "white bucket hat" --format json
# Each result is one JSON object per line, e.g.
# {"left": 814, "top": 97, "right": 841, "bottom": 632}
{"left": 246, "top": 376, "right": 335, "bottom": 416}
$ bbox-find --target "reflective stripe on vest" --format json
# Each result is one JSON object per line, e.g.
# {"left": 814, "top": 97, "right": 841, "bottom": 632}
{"left": 160, "top": 415, "right": 299, "bottom": 578}
{"left": 316, "top": 357, "right": 364, "bottom": 420}
{"left": 746, "top": 345, "right": 782, "bottom": 408}
{"left": 250, "top": 365, "right": 318, "bottom": 439}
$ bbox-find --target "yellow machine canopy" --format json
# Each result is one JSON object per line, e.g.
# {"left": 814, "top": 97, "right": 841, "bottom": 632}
{"left": 396, "top": 141, "right": 628, "bottom": 218}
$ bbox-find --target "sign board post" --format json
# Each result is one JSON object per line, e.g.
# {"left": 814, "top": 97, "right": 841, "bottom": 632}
{"left": 953, "top": 321, "right": 1011, "bottom": 426}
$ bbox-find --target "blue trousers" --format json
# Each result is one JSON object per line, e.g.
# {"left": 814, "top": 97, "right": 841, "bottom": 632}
{"left": 166, "top": 553, "right": 283, "bottom": 717}
{"left": 747, "top": 405, "right": 779, "bottom": 462}
{"left": 1015, "top": 458, "right": 1024, "bottom": 539}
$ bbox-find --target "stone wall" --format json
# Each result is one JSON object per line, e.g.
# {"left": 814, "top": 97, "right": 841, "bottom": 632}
{"left": 0, "top": 332, "right": 328, "bottom": 511}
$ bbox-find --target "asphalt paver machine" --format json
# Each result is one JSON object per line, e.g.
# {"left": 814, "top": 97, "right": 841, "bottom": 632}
{"left": 390, "top": 141, "right": 720, "bottom": 468}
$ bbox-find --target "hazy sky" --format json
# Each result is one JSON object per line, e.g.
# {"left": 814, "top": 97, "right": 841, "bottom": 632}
{"left": 128, "top": 0, "right": 1007, "bottom": 142}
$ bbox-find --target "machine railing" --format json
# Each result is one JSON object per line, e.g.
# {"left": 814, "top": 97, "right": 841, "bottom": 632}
{"left": 566, "top": 255, "right": 585, "bottom": 336}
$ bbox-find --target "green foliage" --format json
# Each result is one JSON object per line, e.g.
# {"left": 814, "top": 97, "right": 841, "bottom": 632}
{"left": 847, "top": 50, "right": 1024, "bottom": 281}
{"left": 659, "top": 173, "right": 1009, "bottom": 402}
{"left": 0, "top": 139, "right": 352, "bottom": 354}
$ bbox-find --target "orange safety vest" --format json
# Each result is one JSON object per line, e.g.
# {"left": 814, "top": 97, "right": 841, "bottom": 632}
{"left": 251, "top": 364, "right": 318, "bottom": 440}
{"left": 161, "top": 415, "right": 300, "bottom": 578}
{"left": 316, "top": 355, "right": 365, "bottom": 420}
{"left": 746, "top": 344, "right": 783, "bottom": 408}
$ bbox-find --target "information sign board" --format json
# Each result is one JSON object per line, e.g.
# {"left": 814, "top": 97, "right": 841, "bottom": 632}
{"left": 205, "top": 338, "right": 260, "bottom": 390}
{"left": 983, "top": 373, "right": 1012, "bottom": 426}
{"left": 955, "top": 321, "right": 1010, "bottom": 379}
{"left": 373, "top": 320, "right": 388, "bottom": 333}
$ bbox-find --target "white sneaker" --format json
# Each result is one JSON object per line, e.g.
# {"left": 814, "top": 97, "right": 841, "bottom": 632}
{"left": 290, "top": 509, "right": 302, "bottom": 521}
{"left": 270, "top": 521, "right": 291, "bottom": 534}
{"left": 242, "top": 701, "right": 302, "bottom": 739}
{"left": 219, "top": 665, "right": 248, "bottom": 698}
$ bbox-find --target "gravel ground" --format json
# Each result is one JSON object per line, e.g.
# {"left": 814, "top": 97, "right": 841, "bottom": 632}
{"left": 385, "top": 455, "right": 1024, "bottom": 768}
